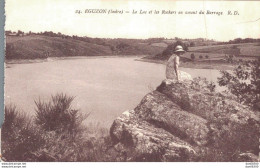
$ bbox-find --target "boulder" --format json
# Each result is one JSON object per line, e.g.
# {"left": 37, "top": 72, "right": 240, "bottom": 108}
{"left": 110, "top": 110, "right": 197, "bottom": 161}
{"left": 134, "top": 91, "right": 209, "bottom": 146}
{"left": 110, "top": 79, "right": 259, "bottom": 161}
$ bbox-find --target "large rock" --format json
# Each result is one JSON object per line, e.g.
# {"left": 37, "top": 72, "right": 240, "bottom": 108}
{"left": 156, "top": 80, "right": 259, "bottom": 127}
{"left": 110, "top": 110, "right": 197, "bottom": 161}
{"left": 134, "top": 91, "right": 209, "bottom": 146}
{"left": 109, "top": 79, "right": 259, "bottom": 161}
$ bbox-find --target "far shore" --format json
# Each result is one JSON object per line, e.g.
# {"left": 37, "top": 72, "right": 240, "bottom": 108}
{"left": 5, "top": 55, "right": 145, "bottom": 64}
{"left": 137, "top": 57, "right": 235, "bottom": 70}
{"left": 5, "top": 55, "right": 235, "bottom": 71}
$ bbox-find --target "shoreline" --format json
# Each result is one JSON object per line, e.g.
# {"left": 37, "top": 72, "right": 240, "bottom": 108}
{"left": 137, "top": 58, "right": 235, "bottom": 70}
{"left": 5, "top": 55, "right": 145, "bottom": 64}
{"left": 6, "top": 55, "right": 234, "bottom": 71}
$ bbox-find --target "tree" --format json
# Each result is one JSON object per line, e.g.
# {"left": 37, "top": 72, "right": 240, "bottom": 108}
{"left": 161, "top": 40, "right": 189, "bottom": 60}
{"left": 17, "top": 30, "right": 24, "bottom": 36}
{"left": 190, "top": 53, "right": 195, "bottom": 61}
{"left": 218, "top": 58, "right": 260, "bottom": 110}
{"left": 234, "top": 38, "right": 242, "bottom": 43}
{"left": 190, "top": 42, "right": 195, "bottom": 47}
{"left": 225, "top": 55, "right": 234, "bottom": 63}
{"left": 199, "top": 55, "right": 203, "bottom": 59}
{"left": 205, "top": 55, "right": 209, "bottom": 59}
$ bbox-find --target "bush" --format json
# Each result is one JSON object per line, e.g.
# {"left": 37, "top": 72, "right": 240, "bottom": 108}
{"left": 1, "top": 105, "right": 44, "bottom": 161}
{"left": 161, "top": 41, "right": 189, "bottom": 60}
{"left": 218, "top": 58, "right": 260, "bottom": 110}
{"left": 188, "top": 78, "right": 259, "bottom": 161}
{"left": 190, "top": 42, "right": 195, "bottom": 47}
{"left": 30, "top": 129, "right": 112, "bottom": 162}
{"left": 201, "top": 115, "right": 259, "bottom": 162}
{"left": 34, "top": 93, "right": 88, "bottom": 135}
{"left": 191, "top": 77, "right": 216, "bottom": 92}
{"left": 190, "top": 53, "right": 195, "bottom": 61}
{"left": 2, "top": 93, "right": 116, "bottom": 162}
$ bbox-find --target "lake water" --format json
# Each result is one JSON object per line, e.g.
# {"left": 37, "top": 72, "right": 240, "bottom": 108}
{"left": 5, "top": 57, "right": 222, "bottom": 127}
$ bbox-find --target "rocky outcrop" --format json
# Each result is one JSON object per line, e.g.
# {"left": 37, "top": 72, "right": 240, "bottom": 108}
{"left": 109, "top": 79, "right": 259, "bottom": 161}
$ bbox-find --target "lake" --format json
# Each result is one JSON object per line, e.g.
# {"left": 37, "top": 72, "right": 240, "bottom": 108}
{"left": 5, "top": 57, "right": 222, "bottom": 127}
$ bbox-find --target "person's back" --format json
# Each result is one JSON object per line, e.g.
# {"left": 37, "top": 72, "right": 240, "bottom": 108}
{"left": 166, "top": 54, "right": 179, "bottom": 80}
{"left": 165, "top": 45, "right": 192, "bottom": 83}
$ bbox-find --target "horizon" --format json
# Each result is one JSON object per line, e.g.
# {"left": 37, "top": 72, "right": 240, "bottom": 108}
{"left": 5, "top": 0, "right": 260, "bottom": 42}
{"left": 5, "top": 29, "right": 260, "bottom": 42}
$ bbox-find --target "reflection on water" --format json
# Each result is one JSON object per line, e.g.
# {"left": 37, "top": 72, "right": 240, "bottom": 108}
{"left": 5, "top": 57, "right": 222, "bottom": 127}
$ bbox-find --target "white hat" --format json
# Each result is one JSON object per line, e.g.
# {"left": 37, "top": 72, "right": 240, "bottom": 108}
{"left": 174, "top": 45, "right": 185, "bottom": 53}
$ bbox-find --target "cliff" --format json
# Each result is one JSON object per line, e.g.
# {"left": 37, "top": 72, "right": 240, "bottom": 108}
{"left": 109, "top": 79, "right": 259, "bottom": 161}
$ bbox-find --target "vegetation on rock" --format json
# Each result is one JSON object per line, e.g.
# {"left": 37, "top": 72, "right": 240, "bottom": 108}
{"left": 110, "top": 77, "right": 259, "bottom": 161}
{"left": 218, "top": 58, "right": 260, "bottom": 111}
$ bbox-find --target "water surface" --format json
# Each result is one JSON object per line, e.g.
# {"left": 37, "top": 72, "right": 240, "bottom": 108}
{"left": 5, "top": 57, "right": 221, "bottom": 127}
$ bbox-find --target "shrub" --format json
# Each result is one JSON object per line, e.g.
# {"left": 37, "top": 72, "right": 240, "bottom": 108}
{"left": 30, "top": 128, "right": 112, "bottom": 162}
{"left": 34, "top": 93, "right": 89, "bottom": 135}
{"left": 199, "top": 55, "right": 203, "bottom": 59}
{"left": 218, "top": 58, "right": 260, "bottom": 110}
{"left": 161, "top": 41, "right": 189, "bottom": 60}
{"left": 190, "top": 53, "right": 195, "bottom": 61}
{"left": 2, "top": 94, "right": 115, "bottom": 162}
{"left": 205, "top": 55, "right": 209, "bottom": 59}
{"left": 189, "top": 78, "right": 259, "bottom": 161}
{"left": 201, "top": 116, "right": 259, "bottom": 162}
{"left": 190, "top": 42, "right": 195, "bottom": 47}
{"left": 1, "top": 105, "right": 44, "bottom": 161}
{"left": 191, "top": 77, "right": 216, "bottom": 92}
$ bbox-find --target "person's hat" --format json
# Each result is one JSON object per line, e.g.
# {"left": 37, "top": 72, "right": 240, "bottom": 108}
{"left": 174, "top": 45, "right": 185, "bottom": 53}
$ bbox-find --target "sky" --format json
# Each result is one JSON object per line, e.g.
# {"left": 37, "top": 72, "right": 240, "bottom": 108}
{"left": 5, "top": 0, "right": 260, "bottom": 41}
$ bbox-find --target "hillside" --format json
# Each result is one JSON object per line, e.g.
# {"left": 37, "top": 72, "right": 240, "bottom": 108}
{"left": 141, "top": 42, "right": 260, "bottom": 70}
{"left": 189, "top": 43, "right": 260, "bottom": 57}
{"left": 5, "top": 35, "right": 165, "bottom": 59}
{"left": 109, "top": 79, "right": 259, "bottom": 161}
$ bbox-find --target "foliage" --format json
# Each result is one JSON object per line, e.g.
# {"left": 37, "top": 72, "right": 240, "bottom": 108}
{"left": 190, "top": 42, "right": 195, "bottom": 47}
{"left": 188, "top": 77, "right": 259, "bottom": 161}
{"left": 218, "top": 58, "right": 260, "bottom": 110}
{"left": 1, "top": 105, "right": 44, "bottom": 161}
{"left": 191, "top": 77, "right": 216, "bottom": 93}
{"left": 6, "top": 35, "right": 164, "bottom": 59}
{"left": 29, "top": 129, "right": 112, "bottom": 162}
{"left": 190, "top": 53, "right": 195, "bottom": 60}
{"left": 34, "top": 93, "right": 88, "bottom": 134}
{"left": 224, "top": 54, "right": 234, "bottom": 63}
{"left": 161, "top": 40, "right": 189, "bottom": 60}
{"left": 2, "top": 94, "right": 116, "bottom": 162}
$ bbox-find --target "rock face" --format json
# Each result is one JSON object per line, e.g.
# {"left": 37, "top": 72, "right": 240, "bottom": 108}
{"left": 109, "top": 79, "right": 259, "bottom": 161}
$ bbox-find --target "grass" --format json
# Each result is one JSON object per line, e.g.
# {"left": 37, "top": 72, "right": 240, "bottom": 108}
{"left": 6, "top": 35, "right": 165, "bottom": 59}
{"left": 34, "top": 93, "right": 88, "bottom": 134}
{"left": 188, "top": 77, "right": 259, "bottom": 161}
{"left": 1, "top": 93, "right": 117, "bottom": 162}
{"left": 6, "top": 35, "right": 112, "bottom": 59}
{"left": 2, "top": 79, "right": 259, "bottom": 161}
{"left": 144, "top": 42, "right": 260, "bottom": 70}
{"left": 1, "top": 105, "right": 44, "bottom": 161}
{"left": 189, "top": 43, "right": 260, "bottom": 57}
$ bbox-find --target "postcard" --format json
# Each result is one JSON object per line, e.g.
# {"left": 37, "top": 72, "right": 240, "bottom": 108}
{"left": 1, "top": 0, "right": 259, "bottom": 167}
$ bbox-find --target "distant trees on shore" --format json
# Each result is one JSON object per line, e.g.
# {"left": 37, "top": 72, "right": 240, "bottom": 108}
{"left": 190, "top": 53, "right": 195, "bottom": 61}
{"left": 5, "top": 30, "right": 260, "bottom": 48}
{"left": 215, "top": 38, "right": 260, "bottom": 45}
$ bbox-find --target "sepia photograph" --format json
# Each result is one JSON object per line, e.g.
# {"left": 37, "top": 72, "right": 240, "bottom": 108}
{"left": 1, "top": 0, "right": 259, "bottom": 164}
